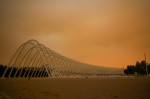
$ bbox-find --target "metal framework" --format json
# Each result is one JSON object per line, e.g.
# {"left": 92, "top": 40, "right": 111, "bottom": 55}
{"left": 2, "top": 40, "right": 124, "bottom": 78}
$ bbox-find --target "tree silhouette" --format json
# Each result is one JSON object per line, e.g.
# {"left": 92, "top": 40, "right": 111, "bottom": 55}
{"left": 124, "top": 60, "right": 149, "bottom": 75}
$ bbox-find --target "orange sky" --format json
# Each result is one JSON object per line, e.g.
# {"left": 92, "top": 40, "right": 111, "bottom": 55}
{"left": 0, "top": 0, "right": 150, "bottom": 68}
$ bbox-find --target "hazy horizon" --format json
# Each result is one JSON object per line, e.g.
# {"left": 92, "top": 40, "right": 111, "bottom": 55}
{"left": 0, "top": 0, "right": 150, "bottom": 68}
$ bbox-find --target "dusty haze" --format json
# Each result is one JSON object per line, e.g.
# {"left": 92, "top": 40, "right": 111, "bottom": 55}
{"left": 0, "top": 0, "right": 150, "bottom": 68}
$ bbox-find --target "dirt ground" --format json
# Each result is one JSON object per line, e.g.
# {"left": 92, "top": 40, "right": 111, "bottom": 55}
{"left": 0, "top": 77, "right": 150, "bottom": 99}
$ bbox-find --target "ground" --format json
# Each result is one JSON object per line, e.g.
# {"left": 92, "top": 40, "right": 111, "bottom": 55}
{"left": 0, "top": 77, "right": 150, "bottom": 99}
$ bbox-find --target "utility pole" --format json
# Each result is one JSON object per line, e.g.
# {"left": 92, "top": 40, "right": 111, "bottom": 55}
{"left": 144, "top": 53, "right": 148, "bottom": 76}
{"left": 123, "top": 66, "right": 124, "bottom": 76}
